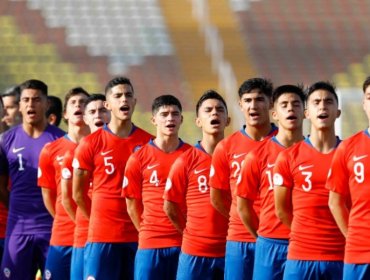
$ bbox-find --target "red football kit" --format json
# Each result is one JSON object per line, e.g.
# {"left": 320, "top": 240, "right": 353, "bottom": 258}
{"left": 273, "top": 138, "right": 345, "bottom": 261}
{"left": 61, "top": 149, "right": 91, "bottom": 248}
{"left": 38, "top": 135, "right": 77, "bottom": 246}
{"left": 326, "top": 130, "right": 370, "bottom": 264}
{"left": 73, "top": 125, "right": 152, "bottom": 243}
{"left": 209, "top": 126, "right": 277, "bottom": 242}
{"left": 236, "top": 136, "right": 290, "bottom": 239}
{"left": 123, "top": 139, "right": 191, "bottom": 249}
{"left": 164, "top": 143, "right": 228, "bottom": 257}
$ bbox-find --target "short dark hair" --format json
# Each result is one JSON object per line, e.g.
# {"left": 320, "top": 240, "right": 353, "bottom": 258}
{"left": 238, "top": 78, "right": 273, "bottom": 98}
{"left": 363, "top": 76, "right": 370, "bottom": 93}
{"left": 104, "top": 77, "right": 133, "bottom": 96}
{"left": 151, "top": 95, "right": 182, "bottom": 114}
{"left": 46, "top": 96, "right": 63, "bottom": 127}
{"left": 1, "top": 85, "right": 21, "bottom": 103}
{"left": 63, "top": 87, "right": 90, "bottom": 113}
{"left": 19, "top": 79, "right": 48, "bottom": 96}
{"left": 273, "top": 84, "right": 305, "bottom": 104}
{"left": 196, "top": 89, "right": 228, "bottom": 116}
{"left": 84, "top": 93, "right": 106, "bottom": 108}
{"left": 306, "top": 81, "right": 338, "bottom": 103}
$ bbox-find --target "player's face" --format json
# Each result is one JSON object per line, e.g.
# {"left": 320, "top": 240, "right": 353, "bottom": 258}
{"left": 64, "top": 93, "right": 88, "bottom": 126}
{"left": 2, "top": 95, "right": 21, "bottom": 127}
{"left": 239, "top": 90, "right": 272, "bottom": 128}
{"left": 19, "top": 89, "right": 48, "bottom": 126}
{"left": 84, "top": 100, "right": 111, "bottom": 132}
{"left": 196, "top": 98, "right": 229, "bottom": 135}
{"left": 272, "top": 93, "right": 304, "bottom": 131}
{"left": 152, "top": 105, "right": 182, "bottom": 137}
{"left": 105, "top": 84, "right": 136, "bottom": 121}
{"left": 305, "top": 89, "right": 340, "bottom": 130}
{"left": 363, "top": 86, "right": 370, "bottom": 122}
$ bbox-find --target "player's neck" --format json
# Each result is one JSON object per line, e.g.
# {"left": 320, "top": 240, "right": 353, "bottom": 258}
{"left": 108, "top": 117, "right": 133, "bottom": 138}
{"left": 309, "top": 126, "right": 337, "bottom": 153}
{"left": 67, "top": 124, "right": 90, "bottom": 143}
{"left": 244, "top": 122, "right": 272, "bottom": 141}
{"left": 153, "top": 134, "right": 180, "bottom": 153}
{"left": 22, "top": 119, "right": 48, "bottom": 138}
{"left": 200, "top": 132, "right": 224, "bottom": 155}
{"left": 275, "top": 128, "right": 303, "bottom": 148}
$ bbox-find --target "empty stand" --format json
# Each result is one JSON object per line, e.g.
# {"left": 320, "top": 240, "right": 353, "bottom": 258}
{"left": 234, "top": 0, "right": 370, "bottom": 86}
{"left": 0, "top": 15, "right": 101, "bottom": 96}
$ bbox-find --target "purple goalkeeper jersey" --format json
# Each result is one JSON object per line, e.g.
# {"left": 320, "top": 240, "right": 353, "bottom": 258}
{"left": 0, "top": 124, "right": 64, "bottom": 235}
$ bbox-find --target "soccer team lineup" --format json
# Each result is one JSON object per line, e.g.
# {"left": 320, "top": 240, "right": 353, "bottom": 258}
{"left": 0, "top": 76, "right": 370, "bottom": 280}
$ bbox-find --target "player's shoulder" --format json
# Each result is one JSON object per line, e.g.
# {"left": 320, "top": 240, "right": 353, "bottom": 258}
{"left": 340, "top": 130, "right": 366, "bottom": 148}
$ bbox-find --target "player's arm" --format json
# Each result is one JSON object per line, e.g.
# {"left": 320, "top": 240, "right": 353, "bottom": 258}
{"left": 237, "top": 197, "right": 258, "bottom": 238}
{"left": 210, "top": 187, "right": 231, "bottom": 219}
{"left": 126, "top": 197, "right": 143, "bottom": 231}
{"left": 0, "top": 175, "right": 9, "bottom": 208}
{"left": 61, "top": 177, "right": 76, "bottom": 222}
{"left": 328, "top": 191, "right": 349, "bottom": 237}
{"left": 274, "top": 186, "right": 292, "bottom": 229}
{"left": 72, "top": 168, "right": 91, "bottom": 220}
{"left": 41, "top": 188, "right": 57, "bottom": 217}
{"left": 164, "top": 200, "right": 186, "bottom": 234}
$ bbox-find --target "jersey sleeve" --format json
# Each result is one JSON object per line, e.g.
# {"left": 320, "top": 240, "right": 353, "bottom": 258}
{"left": 273, "top": 150, "right": 293, "bottom": 189}
{"left": 122, "top": 153, "right": 143, "bottom": 199}
{"left": 209, "top": 141, "right": 230, "bottom": 191}
{"left": 326, "top": 142, "right": 350, "bottom": 196}
{"left": 72, "top": 137, "right": 94, "bottom": 172}
{"left": 61, "top": 150, "right": 73, "bottom": 181}
{"left": 164, "top": 154, "right": 188, "bottom": 204}
{"left": 37, "top": 144, "right": 57, "bottom": 190}
{"left": 236, "top": 151, "right": 260, "bottom": 200}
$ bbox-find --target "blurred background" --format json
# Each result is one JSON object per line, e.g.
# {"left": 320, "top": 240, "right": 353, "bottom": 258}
{"left": 0, "top": 0, "right": 368, "bottom": 142}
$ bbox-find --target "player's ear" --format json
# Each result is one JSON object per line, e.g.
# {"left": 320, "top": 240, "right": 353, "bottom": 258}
{"left": 304, "top": 107, "right": 309, "bottom": 119}
{"left": 226, "top": 116, "right": 231, "bottom": 127}
{"left": 151, "top": 115, "right": 156, "bottom": 126}
{"left": 271, "top": 109, "right": 278, "bottom": 122}
{"left": 104, "top": 101, "right": 111, "bottom": 111}
{"left": 195, "top": 117, "right": 202, "bottom": 128}
{"left": 336, "top": 109, "right": 341, "bottom": 118}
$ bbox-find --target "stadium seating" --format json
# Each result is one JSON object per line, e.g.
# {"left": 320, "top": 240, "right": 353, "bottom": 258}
{"left": 0, "top": 15, "right": 101, "bottom": 95}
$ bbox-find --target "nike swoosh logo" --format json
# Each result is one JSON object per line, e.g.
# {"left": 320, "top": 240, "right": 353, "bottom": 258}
{"left": 233, "top": 153, "right": 247, "bottom": 159}
{"left": 147, "top": 164, "right": 159, "bottom": 170}
{"left": 101, "top": 150, "right": 113, "bottom": 156}
{"left": 267, "top": 163, "right": 275, "bottom": 168}
{"left": 194, "top": 168, "right": 208, "bottom": 175}
{"left": 56, "top": 155, "right": 64, "bottom": 161}
{"left": 298, "top": 164, "right": 313, "bottom": 171}
{"left": 353, "top": 155, "right": 368, "bottom": 162}
{"left": 12, "top": 147, "right": 25, "bottom": 153}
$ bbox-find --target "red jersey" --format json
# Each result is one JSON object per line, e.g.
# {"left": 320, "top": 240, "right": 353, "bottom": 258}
{"left": 236, "top": 137, "right": 290, "bottom": 239}
{"left": 61, "top": 149, "right": 91, "bottom": 248}
{"left": 123, "top": 139, "right": 191, "bottom": 249}
{"left": 209, "top": 126, "right": 277, "bottom": 242}
{"left": 164, "top": 144, "right": 228, "bottom": 257}
{"left": 73, "top": 125, "right": 152, "bottom": 243}
{"left": 273, "top": 138, "right": 345, "bottom": 261}
{"left": 326, "top": 130, "right": 370, "bottom": 264}
{"left": 38, "top": 135, "right": 77, "bottom": 246}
